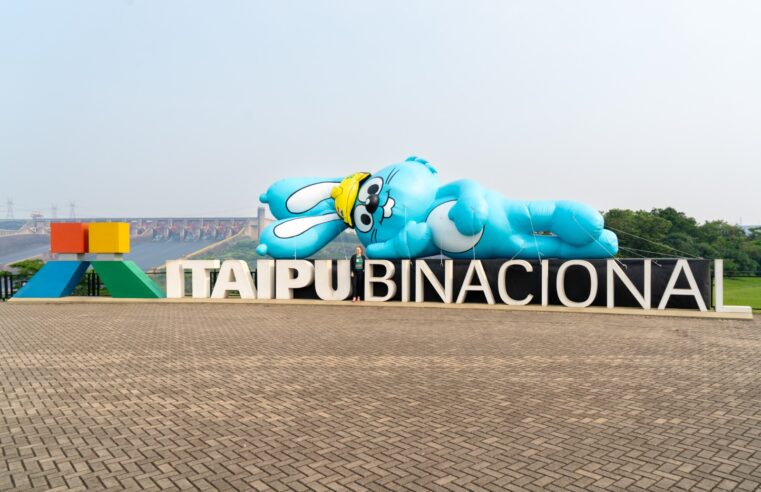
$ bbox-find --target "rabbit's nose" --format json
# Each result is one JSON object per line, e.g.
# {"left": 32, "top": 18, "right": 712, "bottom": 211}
{"left": 366, "top": 194, "right": 380, "bottom": 214}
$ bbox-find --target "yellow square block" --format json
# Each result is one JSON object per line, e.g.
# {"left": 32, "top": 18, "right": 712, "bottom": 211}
{"left": 88, "top": 222, "right": 130, "bottom": 253}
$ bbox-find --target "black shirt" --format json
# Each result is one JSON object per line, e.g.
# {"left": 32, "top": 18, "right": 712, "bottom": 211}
{"left": 350, "top": 254, "right": 365, "bottom": 272}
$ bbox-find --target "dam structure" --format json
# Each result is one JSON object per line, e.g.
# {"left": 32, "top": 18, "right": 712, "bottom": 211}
{"left": 0, "top": 207, "right": 272, "bottom": 270}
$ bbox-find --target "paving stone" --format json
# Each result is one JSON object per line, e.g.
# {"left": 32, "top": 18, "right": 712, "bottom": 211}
{"left": 0, "top": 303, "right": 760, "bottom": 490}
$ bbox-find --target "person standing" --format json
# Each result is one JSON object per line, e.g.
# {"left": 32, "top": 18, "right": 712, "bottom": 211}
{"left": 350, "top": 246, "right": 366, "bottom": 302}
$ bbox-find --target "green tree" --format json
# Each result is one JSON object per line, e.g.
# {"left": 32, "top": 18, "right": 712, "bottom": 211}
{"left": 603, "top": 209, "right": 672, "bottom": 256}
{"left": 10, "top": 259, "right": 44, "bottom": 277}
{"left": 604, "top": 208, "right": 761, "bottom": 275}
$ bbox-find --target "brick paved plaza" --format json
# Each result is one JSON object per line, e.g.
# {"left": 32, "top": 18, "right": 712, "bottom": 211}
{"left": 1, "top": 303, "right": 760, "bottom": 491}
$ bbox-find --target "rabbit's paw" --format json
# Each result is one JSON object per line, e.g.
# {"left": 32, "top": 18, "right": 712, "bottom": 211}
{"left": 448, "top": 196, "right": 488, "bottom": 236}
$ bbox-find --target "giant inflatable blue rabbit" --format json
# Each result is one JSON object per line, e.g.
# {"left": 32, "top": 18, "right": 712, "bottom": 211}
{"left": 256, "top": 156, "right": 618, "bottom": 259}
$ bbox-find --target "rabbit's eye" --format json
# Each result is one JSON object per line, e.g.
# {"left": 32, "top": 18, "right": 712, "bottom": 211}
{"left": 358, "top": 177, "right": 384, "bottom": 202}
{"left": 353, "top": 205, "right": 374, "bottom": 233}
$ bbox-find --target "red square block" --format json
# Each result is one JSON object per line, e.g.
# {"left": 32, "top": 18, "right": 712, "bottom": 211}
{"left": 50, "top": 222, "right": 89, "bottom": 254}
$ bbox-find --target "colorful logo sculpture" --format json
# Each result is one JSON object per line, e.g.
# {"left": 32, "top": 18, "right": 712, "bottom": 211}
{"left": 13, "top": 222, "right": 164, "bottom": 298}
{"left": 256, "top": 156, "right": 619, "bottom": 259}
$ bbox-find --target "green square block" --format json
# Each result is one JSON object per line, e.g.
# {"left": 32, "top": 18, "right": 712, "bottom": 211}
{"left": 91, "top": 261, "right": 165, "bottom": 298}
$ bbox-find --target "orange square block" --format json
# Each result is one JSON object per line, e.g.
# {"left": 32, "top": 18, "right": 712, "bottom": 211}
{"left": 50, "top": 222, "right": 89, "bottom": 254}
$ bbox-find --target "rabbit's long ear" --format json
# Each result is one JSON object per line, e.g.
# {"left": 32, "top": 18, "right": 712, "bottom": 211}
{"left": 260, "top": 177, "right": 343, "bottom": 220}
{"left": 256, "top": 212, "right": 347, "bottom": 259}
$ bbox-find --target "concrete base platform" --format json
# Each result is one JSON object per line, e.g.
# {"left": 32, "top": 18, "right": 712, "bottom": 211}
{"left": 9, "top": 295, "right": 754, "bottom": 320}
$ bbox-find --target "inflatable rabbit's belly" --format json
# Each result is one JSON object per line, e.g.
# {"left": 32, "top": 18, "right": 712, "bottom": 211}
{"left": 426, "top": 201, "right": 484, "bottom": 254}
{"left": 424, "top": 194, "right": 518, "bottom": 258}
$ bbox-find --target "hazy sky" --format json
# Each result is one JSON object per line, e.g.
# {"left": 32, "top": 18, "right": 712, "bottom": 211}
{"left": 1, "top": 1, "right": 759, "bottom": 223}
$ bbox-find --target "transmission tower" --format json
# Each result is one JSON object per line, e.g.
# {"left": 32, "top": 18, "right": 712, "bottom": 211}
{"left": 5, "top": 198, "right": 13, "bottom": 219}
{"left": 51, "top": 204, "right": 58, "bottom": 219}
{"left": 68, "top": 201, "right": 76, "bottom": 219}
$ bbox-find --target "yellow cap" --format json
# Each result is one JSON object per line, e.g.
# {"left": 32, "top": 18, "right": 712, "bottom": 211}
{"left": 331, "top": 172, "right": 370, "bottom": 227}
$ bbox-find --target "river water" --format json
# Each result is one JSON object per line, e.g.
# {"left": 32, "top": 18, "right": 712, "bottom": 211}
{"left": 121, "top": 239, "right": 216, "bottom": 269}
